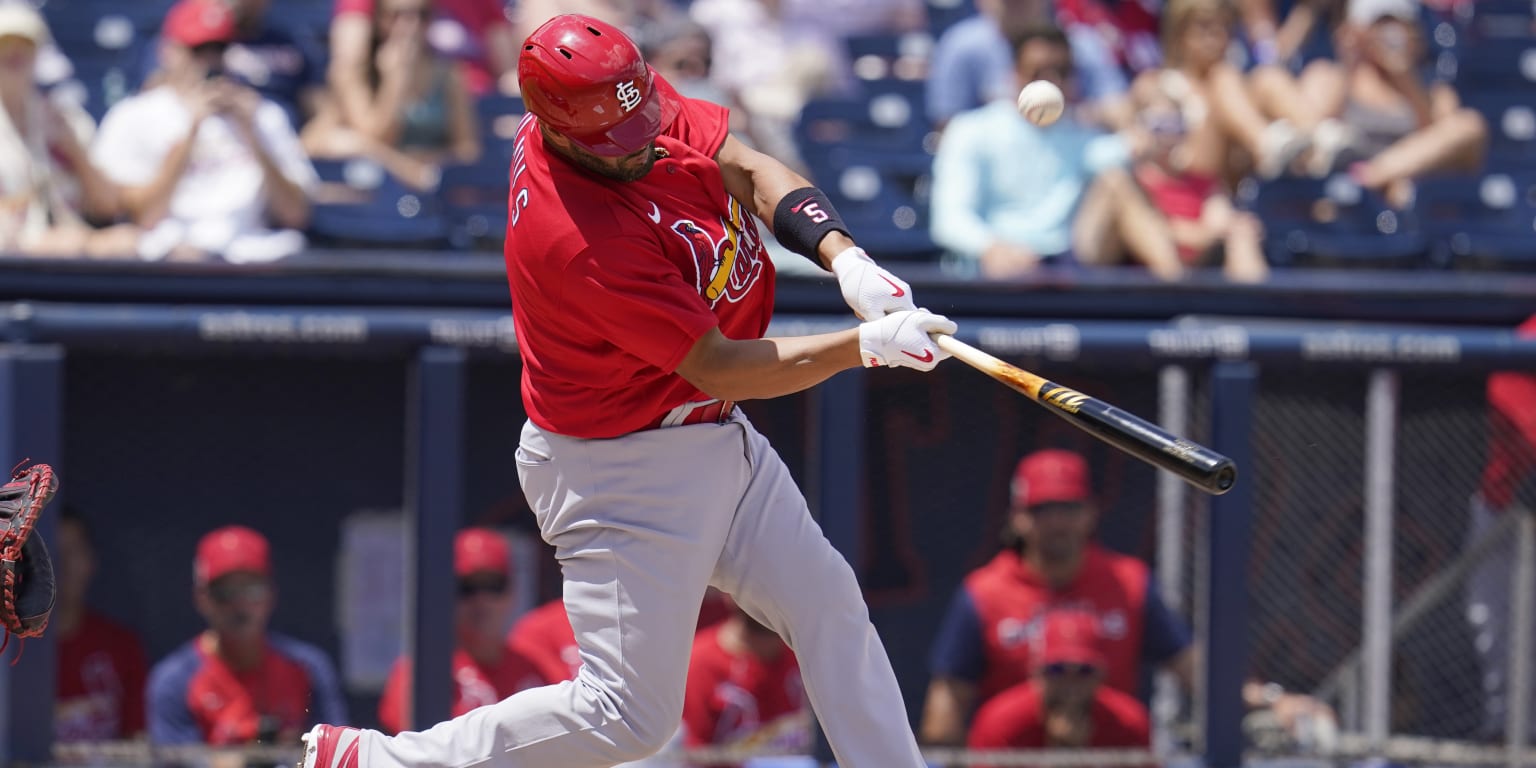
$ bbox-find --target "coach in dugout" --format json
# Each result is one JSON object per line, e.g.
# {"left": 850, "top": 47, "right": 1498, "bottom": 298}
{"left": 378, "top": 528, "right": 546, "bottom": 734}
{"left": 920, "top": 448, "right": 1333, "bottom": 747}
{"left": 147, "top": 525, "right": 348, "bottom": 746}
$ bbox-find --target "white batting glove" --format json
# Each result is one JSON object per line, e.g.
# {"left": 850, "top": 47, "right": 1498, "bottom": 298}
{"left": 858, "top": 309, "right": 957, "bottom": 372}
{"left": 831, "top": 246, "right": 917, "bottom": 320}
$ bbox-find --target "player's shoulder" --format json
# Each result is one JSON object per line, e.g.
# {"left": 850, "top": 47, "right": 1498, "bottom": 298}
{"left": 1096, "top": 684, "right": 1149, "bottom": 718}
{"left": 978, "top": 679, "right": 1043, "bottom": 718}
{"left": 965, "top": 549, "right": 1020, "bottom": 586}
{"left": 267, "top": 632, "right": 339, "bottom": 678}
{"left": 1087, "top": 544, "right": 1151, "bottom": 582}
{"left": 147, "top": 639, "right": 205, "bottom": 691}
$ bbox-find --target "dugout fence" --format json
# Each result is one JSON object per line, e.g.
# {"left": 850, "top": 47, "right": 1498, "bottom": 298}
{"left": 1, "top": 266, "right": 1535, "bottom": 768}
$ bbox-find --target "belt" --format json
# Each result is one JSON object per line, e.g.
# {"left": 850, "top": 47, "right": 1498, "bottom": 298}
{"left": 644, "top": 398, "right": 737, "bottom": 430}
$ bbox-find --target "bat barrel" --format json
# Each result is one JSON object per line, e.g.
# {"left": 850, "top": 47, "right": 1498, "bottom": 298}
{"left": 1053, "top": 389, "right": 1238, "bottom": 495}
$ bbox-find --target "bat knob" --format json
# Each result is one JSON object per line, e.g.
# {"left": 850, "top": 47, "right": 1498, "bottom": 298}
{"left": 1213, "top": 464, "right": 1238, "bottom": 493}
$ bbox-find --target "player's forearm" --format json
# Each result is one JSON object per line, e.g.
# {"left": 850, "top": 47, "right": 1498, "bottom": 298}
{"left": 676, "top": 329, "right": 861, "bottom": 402}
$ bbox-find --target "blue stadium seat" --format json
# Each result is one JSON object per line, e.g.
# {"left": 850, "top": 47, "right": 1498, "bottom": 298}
{"left": 477, "top": 95, "right": 527, "bottom": 159}
{"left": 439, "top": 161, "right": 510, "bottom": 252}
{"left": 1240, "top": 176, "right": 1430, "bottom": 269}
{"left": 795, "top": 83, "right": 931, "bottom": 178}
{"left": 307, "top": 160, "right": 450, "bottom": 248}
{"left": 925, "top": 0, "right": 976, "bottom": 39}
{"left": 1414, "top": 173, "right": 1536, "bottom": 271}
{"left": 823, "top": 146, "right": 936, "bottom": 261}
{"left": 1461, "top": 90, "right": 1536, "bottom": 169}
{"left": 1465, "top": 0, "right": 1536, "bottom": 41}
{"left": 1452, "top": 39, "right": 1536, "bottom": 85}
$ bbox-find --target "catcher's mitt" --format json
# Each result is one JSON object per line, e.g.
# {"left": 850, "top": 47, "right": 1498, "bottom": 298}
{"left": 0, "top": 462, "right": 57, "bottom": 650}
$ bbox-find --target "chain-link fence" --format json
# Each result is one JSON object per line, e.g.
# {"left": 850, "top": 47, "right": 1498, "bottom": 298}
{"left": 1162, "top": 365, "right": 1536, "bottom": 766}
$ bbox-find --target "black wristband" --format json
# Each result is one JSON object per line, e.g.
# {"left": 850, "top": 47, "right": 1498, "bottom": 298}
{"left": 772, "top": 187, "right": 850, "bottom": 269}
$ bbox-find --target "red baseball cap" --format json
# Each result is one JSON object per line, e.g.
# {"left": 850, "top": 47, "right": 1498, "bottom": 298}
{"left": 194, "top": 525, "right": 271, "bottom": 584}
{"left": 1031, "top": 611, "right": 1105, "bottom": 672}
{"left": 455, "top": 528, "right": 511, "bottom": 578}
{"left": 162, "top": 0, "right": 237, "bottom": 47}
{"left": 1012, "top": 449, "right": 1091, "bottom": 508}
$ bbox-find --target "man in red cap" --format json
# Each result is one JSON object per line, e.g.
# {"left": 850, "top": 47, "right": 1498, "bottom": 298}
{"left": 967, "top": 610, "right": 1150, "bottom": 754}
{"left": 146, "top": 525, "right": 348, "bottom": 745}
{"left": 90, "top": 0, "right": 316, "bottom": 262}
{"left": 921, "top": 449, "right": 1333, "bottom": 748}
{"left": 302, "top": 12, "right": 948, "bottom": 768}
{"left": 377, "top": 528, "right": 547, "bottom": 734}
{"left": 919, "top": 448, "right": 1191, "bottom": 746}
{"left": 679, "top": 595, "right": 808, "bottom": 760}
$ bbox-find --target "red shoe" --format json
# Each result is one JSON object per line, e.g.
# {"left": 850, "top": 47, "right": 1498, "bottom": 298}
{"left": 300, "top": 724, "right": 361, "bottom": 768}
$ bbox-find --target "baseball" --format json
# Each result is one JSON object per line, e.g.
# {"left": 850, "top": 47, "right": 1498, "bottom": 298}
{"left": 1016, "top": 80, "right": 1065, "bottom": 126}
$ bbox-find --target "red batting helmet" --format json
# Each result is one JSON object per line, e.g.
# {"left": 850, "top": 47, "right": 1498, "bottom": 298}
{"left": 518, "top": 14, "right": 680, "bottom": 157}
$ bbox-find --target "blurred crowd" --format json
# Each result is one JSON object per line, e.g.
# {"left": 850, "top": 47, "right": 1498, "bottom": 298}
{"left": 0, "top": 0, "right": 1513, "bottom": 279}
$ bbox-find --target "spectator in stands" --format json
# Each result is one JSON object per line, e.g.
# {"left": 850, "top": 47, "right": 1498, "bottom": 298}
{"left": 147, "top": 525, "right": 347, "bottom": 745}
{"left": 924, "top": 0, "right": 1130, "bottom": 130}
{"left": 680, "top": 597, "right": 809, "bottom": 755}
{"left": 1055, "top": 0, "right": 1164, "bottom": 78}
{"left": 689, "top": 0, "right": 834, "bottom": 148}
{"left": 0, "top": 3, "right": 136, "bottom": 259}
{"left": 1141, "top": 0, "right": 1347, "bottom": 184}
{"left": 378, "top": 528, "right": 547, "bottom": 734}
{"left": 331, "top": 0, "right": 520, "bottom": 100}
{"left": 303, "top": 0, "right": 482, "bottom": 192}
{"left": 929, "top": 25, "right": 1185, "bottom": 280}
{"left": 1129, "top": 72, "right": 1270, "bottom": 282}
{"left": 1467, "top": 314, "right": 1536, "bottom": 740}
{"left": 54, "top": 506, "right": 149, "bottom": 742}
{"left": 139, "top": 0, "right": 329, "bottom": 130}
{"left": 918, "top": 449, "right": 1332, "bottom": 746}
{"left": 91, "top": 0, "right": 317, "bottom": 263}
{"left": 1295, "top": 0, "right": 1486, "bottom": 206}
{"left": 967, "top": 610, "right": 1150, "bottom": 753}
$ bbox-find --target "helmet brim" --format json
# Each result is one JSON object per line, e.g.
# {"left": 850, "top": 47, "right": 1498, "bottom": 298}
{"left": 565, "top": 68, "right": 682, "bottom": 158}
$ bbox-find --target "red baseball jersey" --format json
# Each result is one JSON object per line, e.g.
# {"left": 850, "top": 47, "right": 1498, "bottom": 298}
{"left": 507, "top": 598, "right": 581, "bottom": 684}
{"left": 147, "top": 634, "right": 346, "bottom": 745}
{"left": 967, "top": 680, "right": 1150, "bottom": 750}
{"left": 955, "top": 547, "right": 1157, "bottom": 702}
{"left": 55, "top": 611, "right": 148, "bottom": 741}
{"left": 502, "top": 76, "right": 776, "bottom": 438}
{"left": 682, "top": 625, "right": 806, "bottom": 748}
{"left": 377, "top": 648, "right": 548, "bottom": 733}
{"left": 1482, "top": 315, "right": 1536, "bottom": 510}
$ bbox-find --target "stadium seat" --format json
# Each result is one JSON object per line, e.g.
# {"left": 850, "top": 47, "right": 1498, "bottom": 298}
{"left": 795, "top": 82, "right": 932, "bottom": 175}
{"left": 1452, "top": 38, "right": 1536, "bottom": 85}
{"left": 1464, "top": 0, "right": 1536, "bottom": 41}
{"left": 1414, "top": 173, "right": 1536, "bottom": 271}
{"left": 925, "top": 0, "right": 976, "bottom": 39}
{"left": 1460, "top": 90, "right": 1536, "bottom": 169}
{"left": 307, "top": 160, "right": 450, "bottom": 249}
{"left": 1240, "top": 176, "right": 1431, "bottom": 270}
{"left": 823, "top": 146, "right": 937, "bottom": 261}
{"left": 439, "top": 161, "right": 511, "bottom": 252}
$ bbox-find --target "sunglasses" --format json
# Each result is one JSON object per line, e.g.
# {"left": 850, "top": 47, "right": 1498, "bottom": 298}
{"left": 1041, "top": 662, "right": 1100, "bottom": 678}
{"left": 384, "top": 7, "right": 432, "bottom": 20}
{"left": 191, "top": 42, "right": 229, "bottom": 57}
{"left": 208, "top": 579, "right": 271, "bottom": 605}
{"left": 1022, "top": 65, "right": 1072, "bottom": 82}
{"left": 457, "top": 577, "right": 509, "bottom": 598}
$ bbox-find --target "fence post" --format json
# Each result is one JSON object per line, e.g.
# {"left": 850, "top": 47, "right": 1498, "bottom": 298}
{"left": 1205, "top": 361, "right": 1256, "bottom": 768}
{"left": 1155, "top": 365, "right": 1191, "bottom": 754}
{"left": 1507, "top": 510, "right": 1534, "bottom": 768}
{"left": 0, "top": 344, "right": 63, "bottom": 765}
{"left": 404, "top": 345, "right": 466, "bottom": 731}
{"left": 805, "top": 368, "right": 865, "bottom": 767}
{"left": 1363, "top": 369, "right": 1399, "bottom": 752}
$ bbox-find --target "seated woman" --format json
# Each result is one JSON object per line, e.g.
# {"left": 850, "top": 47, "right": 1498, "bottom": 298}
{"left": 1130, "top": 81, "right": 1270, "bottom": 282}
{"left": 1141, "top": 0, "right": 1352, "bottom": 182}
{"left": 0, "top": 4, "right": 136, "bottom": 258}
{"left": 302, "top": 0, "right": 481, "bottom": 191}
{"left": 1295, "top": 0, "right": 1486, "bottom": 206}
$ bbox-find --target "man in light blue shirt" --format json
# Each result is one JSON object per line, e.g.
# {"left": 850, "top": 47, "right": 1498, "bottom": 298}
{"left": 930, "top": 25, "right": 1183, "bottom": 280}
{"left": 924, "top": 0, "right": 1128, "bottom": 128}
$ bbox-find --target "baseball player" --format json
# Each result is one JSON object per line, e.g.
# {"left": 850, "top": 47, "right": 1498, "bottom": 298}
{"left": 301, "top": 13, "right": 951, "bottom": 768}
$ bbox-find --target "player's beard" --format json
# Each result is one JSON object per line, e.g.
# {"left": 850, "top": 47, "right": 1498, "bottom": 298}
{"left": 571, "top": 143, "right": 658, "bottom": 182}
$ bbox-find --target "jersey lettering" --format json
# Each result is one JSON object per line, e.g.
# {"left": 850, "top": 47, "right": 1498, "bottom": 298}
{"left": 669, "top": 195, "right": 765, "bottom": 306}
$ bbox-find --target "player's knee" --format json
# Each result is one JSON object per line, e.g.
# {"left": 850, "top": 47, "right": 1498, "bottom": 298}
{"left": 577, "top": 677, "right": 682, "bottom": 761}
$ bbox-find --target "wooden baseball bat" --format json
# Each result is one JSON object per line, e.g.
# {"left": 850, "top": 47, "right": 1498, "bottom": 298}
{"left": 933, "top": 334, "right": 1237, "bottom": 495}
